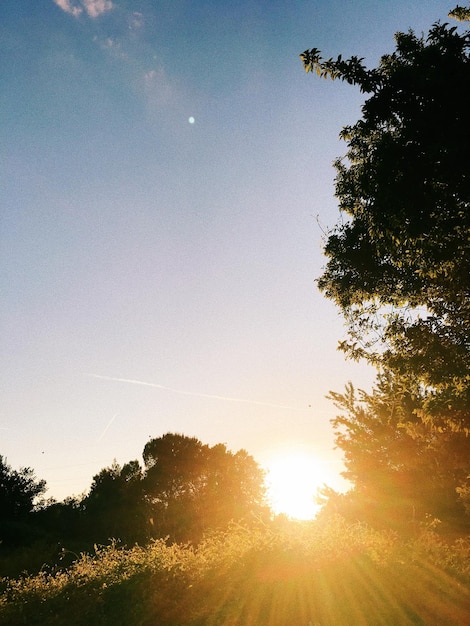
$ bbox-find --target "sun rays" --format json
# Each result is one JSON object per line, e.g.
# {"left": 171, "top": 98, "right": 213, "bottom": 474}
{"left": 265, "top": 451, "right": 331, "bottom": 520}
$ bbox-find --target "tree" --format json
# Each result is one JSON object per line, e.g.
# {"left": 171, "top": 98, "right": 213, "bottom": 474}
{"left": 301, "top": 8, "right": 470, "bottom": 528}
{"left": 0, "top": 455, "right": 46, "bottom": 521}
{"left": 83, "top": 459, "right": 147, "bottom": 544}
{"left": 0, "top": 455, "right": 47, "bottom": 546}
{"left": 34, "top": 495, "right": 86, "bottom": 545}
{"left": 326, "top": 376, "right": 470, "bottom": 528}
{"left": 449, "top": 5, "right": 470, "bottom": 21}
{"left": 301, "top": 12, "right": 470, "bottom": 428}
{"left": 142, "top": 433, "right": 267, "bottom": 542}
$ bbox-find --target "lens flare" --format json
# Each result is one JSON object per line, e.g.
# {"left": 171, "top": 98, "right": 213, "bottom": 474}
{"left": 266, "top": 452, "right": 327, "bottom": 520}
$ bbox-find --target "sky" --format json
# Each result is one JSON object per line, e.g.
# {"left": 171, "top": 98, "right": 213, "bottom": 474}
{"left": 1, "top": 0, "right": 458, "bottom": 502}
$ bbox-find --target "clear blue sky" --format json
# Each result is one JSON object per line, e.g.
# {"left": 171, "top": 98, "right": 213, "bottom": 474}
{"left": 1, "top": 0, "right": 456, "bottom": 501}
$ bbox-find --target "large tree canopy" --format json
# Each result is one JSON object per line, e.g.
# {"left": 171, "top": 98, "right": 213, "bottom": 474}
{"left": 49, "top": 434, "right": 267, "bottom": 546}
{"left": 301, "top": 16, "right": 470, "bottom": 427}
{"left": 143, "top": 433, "right": 267, "bottom": 542}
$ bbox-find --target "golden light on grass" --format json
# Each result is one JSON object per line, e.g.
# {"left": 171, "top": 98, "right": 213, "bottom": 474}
{"left": 265, "top": 451, "right": 328, "bottom": 520}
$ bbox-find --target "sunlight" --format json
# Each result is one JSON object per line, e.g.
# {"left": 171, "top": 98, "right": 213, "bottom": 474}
{"left": 266, "top": 452, "right": 327, "bottom": 520}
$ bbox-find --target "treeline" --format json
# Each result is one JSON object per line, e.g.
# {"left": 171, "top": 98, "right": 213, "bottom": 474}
{"left": 0, "top": 434, "right": 268, "bottom": 577}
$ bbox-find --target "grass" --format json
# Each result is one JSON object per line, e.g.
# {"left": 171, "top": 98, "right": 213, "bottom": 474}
{"left": 1, "top": 514, "right": 469, "bottom": 625}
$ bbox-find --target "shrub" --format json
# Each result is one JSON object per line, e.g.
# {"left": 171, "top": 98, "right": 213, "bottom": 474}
{"left": 1, "top": 515, "right": 468, "bottom": 625}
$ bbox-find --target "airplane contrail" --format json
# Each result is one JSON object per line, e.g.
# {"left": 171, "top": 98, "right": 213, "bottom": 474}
{"left": 96, "top": 412, "right": 118, "bottom": 442}
{"left": 87, "top": 374, "right": 302, "bottom": 411}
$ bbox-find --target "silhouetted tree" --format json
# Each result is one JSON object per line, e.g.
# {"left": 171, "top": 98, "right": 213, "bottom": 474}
{"left": 83, "top": 459, "right": 147, "bottom": 544}
{"left": 34, "top": 495, "right": 85, "bottom": 544}
{"left": 0, "top": 455, "right": 46, "bottom": 520}
{"left": 143, "top": 433, "right": 267, "bottom": 542}
{"left": 301, "top": 12, "right": 470, "bottom": 427}
{"left": 301, "top": 8, "right": 470, "bottom": 529}
{"left": 0, "top": 455, "right": 47, "bottom": 546}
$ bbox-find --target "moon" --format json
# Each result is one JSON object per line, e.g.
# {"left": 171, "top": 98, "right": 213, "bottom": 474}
{"left": 188, "top": 116, "right": 195, "bottom": 124}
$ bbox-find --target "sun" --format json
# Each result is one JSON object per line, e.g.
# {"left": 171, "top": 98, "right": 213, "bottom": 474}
{"left": 265, "top": 452, "right": 327, "bottom": 520}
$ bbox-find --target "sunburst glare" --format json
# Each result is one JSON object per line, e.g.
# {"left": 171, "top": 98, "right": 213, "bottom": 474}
{"left": 266, "top": 452, "right": 328, "bottom": 520}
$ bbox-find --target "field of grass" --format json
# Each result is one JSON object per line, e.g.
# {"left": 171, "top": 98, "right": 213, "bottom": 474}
{"left": 1, "top": 515, "right": 469, "bottom": 625}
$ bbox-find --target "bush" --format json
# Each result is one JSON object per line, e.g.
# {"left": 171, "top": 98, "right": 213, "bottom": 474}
{"left": 1, "top": 515, "right": 468, "bottom": 625}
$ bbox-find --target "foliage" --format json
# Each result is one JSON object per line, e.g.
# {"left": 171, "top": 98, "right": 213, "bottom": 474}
{"left": 0, "top": 515, "right": 468, "bottom": 625}
{"left": 456, "top": 478, "right": 470, "bottom": 516}
{"left": 0, "top": 456, "right": 47, "bottom": 522}
{"left": 323, "top": 375, "right": 470, "bottom": 529}
{"left": 449, "top": 5, "right": 470, "bottom": 21}
{"left": 0, "top": 434, "right": 267, "bottom": 581}
{"left": 301, "top": 17, "right": 470, "bottom": 427}
{"left": 33, "top": 495, "right": 85, "bottom": 542}
{"left": 301, "top": 6, "right": 470, "bottom": 533}
{"left": 143, "top": 433, "right": 268, "bottom": 543}
{"left": 0, "top": 456, "right": 47, "bottom": 551}
{"left": 83, "top": 460, "right": 148, "bottom": 545}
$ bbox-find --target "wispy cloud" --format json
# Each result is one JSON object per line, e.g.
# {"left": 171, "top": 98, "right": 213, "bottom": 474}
{"left": 128, "top": 11, "right": 144, "bottom": 31}
{"left": 143, "top": 65, "right": 175, "bottom": 106}
{"left": 54, "top": 1, "right": 172, "bottom": 112}
{"left": 83, "top": 0, "right": 114, "bottom": 18}
{"left": 53, "top": 0, "right": 82, "bottom": 17}
{"left": 87, "top": 374, "right": 302, "bottom": 411}
{"left": 53, "top": 0, "right": 114, "bottom": 19}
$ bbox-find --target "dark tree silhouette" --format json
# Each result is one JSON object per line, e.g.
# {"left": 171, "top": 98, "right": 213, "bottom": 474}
{"left": 0, "top": 455, "right": 47, "bottom": 546}
{"left": 143, "top": 433, "right": 267, "bottom": 542}
{"left": 0, "top": 455, "right": 46, "bottom": 521}
{"left": 301, "top": 8, "right": 470, "bottom": 528}
{"left": 83, "top": 459, "right": 147, "bottom": 544}
{"left": 301, "top": 14, "right": 470, "bottom": 428}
